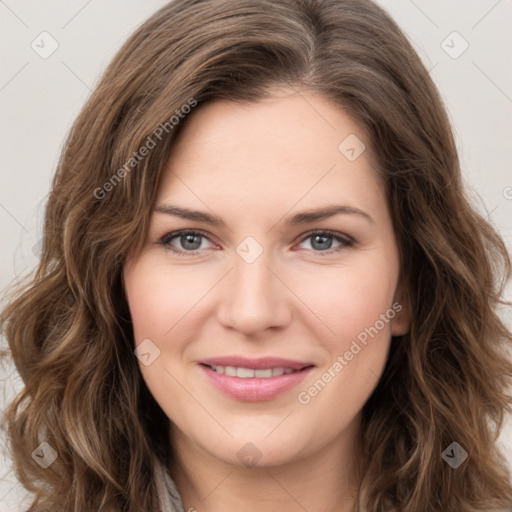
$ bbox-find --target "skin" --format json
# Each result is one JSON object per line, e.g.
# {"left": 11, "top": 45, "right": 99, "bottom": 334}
{"left": 123, "top": 86, "right": 410, "bottom": 512}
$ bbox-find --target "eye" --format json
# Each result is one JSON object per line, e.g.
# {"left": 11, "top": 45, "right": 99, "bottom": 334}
{"left": 158, "top": 230, "right": 215, "bottom": 255}
{"left": 158, "top": 229, "right": 355, "bottom": 257}
{"left": 296, "top": 230, "right": 355, "bottom": 255}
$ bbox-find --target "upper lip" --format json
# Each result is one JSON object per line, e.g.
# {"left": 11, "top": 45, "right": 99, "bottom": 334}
{"left": 199, "top": 356, "right": 314, "bottom": 371}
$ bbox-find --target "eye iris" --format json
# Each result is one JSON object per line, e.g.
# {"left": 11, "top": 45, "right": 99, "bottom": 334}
{"left": 311, "top": 234, "right": 332, "bottom": 250}
{"left": 181, "top": 233, "right": 202, "bottom": 250}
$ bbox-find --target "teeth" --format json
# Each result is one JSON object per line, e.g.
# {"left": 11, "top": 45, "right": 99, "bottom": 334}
{"left": 225, "top": 366, "right": 236, "bottom": 376}
{"left": 255, "top": 369, "right": 272, "bottom": 378}
{"left": 237, "top": 367, "right": 254, "bottom": 378}
{"left": 210, "top": 365, "right": 297, "bottom": 378}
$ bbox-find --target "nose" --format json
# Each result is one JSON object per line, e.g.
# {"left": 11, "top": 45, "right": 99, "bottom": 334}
{"left": 216, "top": 248, "right": 292, "bottom": 337}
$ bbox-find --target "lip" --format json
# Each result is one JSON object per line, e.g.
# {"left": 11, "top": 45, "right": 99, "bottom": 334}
{"left": 198, "top": 356, "right": 315, "bottom": 402}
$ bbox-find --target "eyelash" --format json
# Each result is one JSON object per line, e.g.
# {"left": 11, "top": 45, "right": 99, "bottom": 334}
{"left": 157, "top": 229, "right": 356, "bottom": 257}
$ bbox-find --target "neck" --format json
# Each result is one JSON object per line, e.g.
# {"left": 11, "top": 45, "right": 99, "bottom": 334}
{"left": 169, "top": 415, "right": 362, "bottom": 512}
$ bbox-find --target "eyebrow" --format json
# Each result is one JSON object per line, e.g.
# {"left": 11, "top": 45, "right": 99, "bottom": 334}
{"left": 153, "top": 204, "right": 374, "bottom": 227}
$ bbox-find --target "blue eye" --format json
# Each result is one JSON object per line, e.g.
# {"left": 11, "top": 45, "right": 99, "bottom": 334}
{"left": 158, "top": 230, "right": 214, "bottom": 255}
{"left": 297, "top": 230, "right": 355, "bottom": 254}
{"left": 158, "top": 229, "right": 355, "bottom": 256}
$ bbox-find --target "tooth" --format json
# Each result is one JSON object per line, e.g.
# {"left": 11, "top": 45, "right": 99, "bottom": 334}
{"left": 237, "top": 367, "right": 255, "bottom": 378}
{"left": 215, "top": 365, "right": 225, "bottom": 374}
{"left": 272, "top": 368, "right": 285, "bottom": 377}
{"left": 255, "top": 369, "right": 272, "bottom": 378}
{"left": 224, "top": 366, "right": 237, "bottom": 376}
{"left": 283, "top": 369, "right": 293, "bottom": 374}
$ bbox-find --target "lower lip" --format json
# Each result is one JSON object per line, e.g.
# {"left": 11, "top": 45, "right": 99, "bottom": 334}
{"left": 200, "top": 365, "right": 314, "bottom": 401}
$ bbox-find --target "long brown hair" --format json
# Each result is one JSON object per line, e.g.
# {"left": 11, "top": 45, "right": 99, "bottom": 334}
{"left": 2, "top": 0, "right": 512, "bottom": 510}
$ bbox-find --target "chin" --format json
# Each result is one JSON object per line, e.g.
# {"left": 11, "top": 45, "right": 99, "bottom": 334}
{"left": 198, "top": 427, "right": 315, "bottom": 469}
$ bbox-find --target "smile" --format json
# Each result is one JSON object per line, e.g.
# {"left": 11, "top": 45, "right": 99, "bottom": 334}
{"left": 198, "top": 356, "right": 315, "bottom": 401}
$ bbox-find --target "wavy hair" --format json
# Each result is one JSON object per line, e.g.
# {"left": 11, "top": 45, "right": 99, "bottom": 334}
{"left": 2, "top": 0, "right": 512, "bottom": 510}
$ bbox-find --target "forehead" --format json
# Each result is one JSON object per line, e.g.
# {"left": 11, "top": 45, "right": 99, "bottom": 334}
{"left": 156, "top": 88, "right": 385, "bottom": 223}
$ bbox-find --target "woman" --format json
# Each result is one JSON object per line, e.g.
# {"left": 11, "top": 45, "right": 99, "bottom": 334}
{"left": 2, "top": 0, "right": 512, "bottom": 510}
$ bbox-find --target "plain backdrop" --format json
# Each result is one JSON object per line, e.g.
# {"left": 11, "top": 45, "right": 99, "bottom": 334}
{"left": 1, "top": 1, "right": 511, "bottom": 510}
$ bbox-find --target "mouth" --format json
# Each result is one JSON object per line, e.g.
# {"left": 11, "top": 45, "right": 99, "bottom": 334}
{"left": 198, "top": 356, "right": 315, "bottom": 401}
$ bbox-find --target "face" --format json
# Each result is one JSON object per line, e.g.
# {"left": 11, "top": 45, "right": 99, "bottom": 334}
{"left": 123, "top": 86, "right": 409, "bottom": 469}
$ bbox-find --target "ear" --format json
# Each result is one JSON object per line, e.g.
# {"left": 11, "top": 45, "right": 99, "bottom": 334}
{"left": 390, "top": 277, "right": 411, "bottom": 336}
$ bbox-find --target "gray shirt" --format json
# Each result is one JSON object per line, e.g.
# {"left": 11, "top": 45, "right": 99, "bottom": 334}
{"left": 154, "top": 457, "right": 185, "bottom": 512}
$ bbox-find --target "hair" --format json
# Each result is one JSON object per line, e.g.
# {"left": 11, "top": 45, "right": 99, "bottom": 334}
{"left": 1, "top": 0, "right": 512, "bottom": 510}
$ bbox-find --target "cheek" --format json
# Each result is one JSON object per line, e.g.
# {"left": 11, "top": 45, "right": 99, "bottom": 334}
{"left": 124, "top": 257, "right": 212, "bottom": 343}
{"left": 290, "top": 256, "right": 398, "bottom": 357}
{"left": 291, "top": 257, "right": 398, "bottom": 428}
{"left": 123, "top": 257, "right": 208, "bottom": 414}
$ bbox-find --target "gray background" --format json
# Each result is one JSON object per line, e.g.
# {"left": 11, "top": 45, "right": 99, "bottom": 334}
{"left": 1, "top": 1, "right": 511, "bottom": 509}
